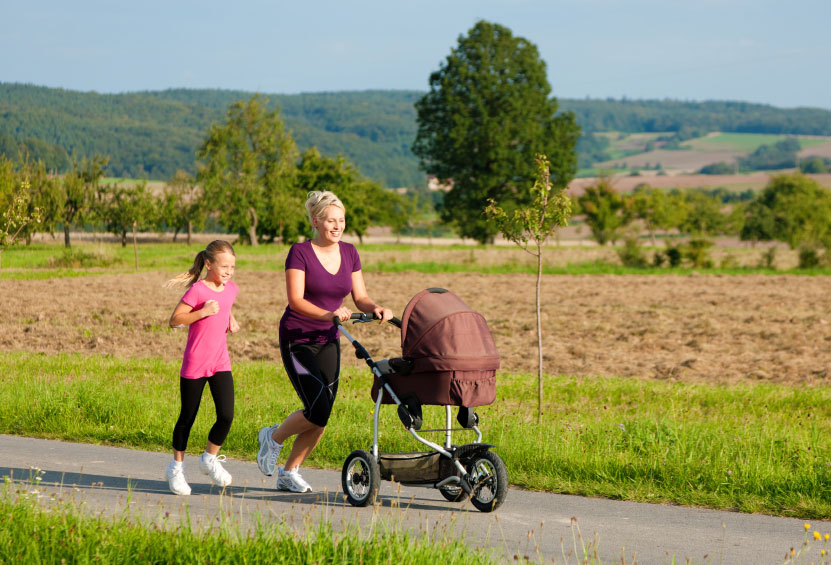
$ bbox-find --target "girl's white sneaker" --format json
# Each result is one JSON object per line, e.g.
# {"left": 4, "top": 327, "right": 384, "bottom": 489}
{"left": 199, "top": 454, "right": 232, "bottom": 487}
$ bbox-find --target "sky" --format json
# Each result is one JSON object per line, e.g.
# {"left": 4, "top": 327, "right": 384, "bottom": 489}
{"left": 2, "top": 0, "right": 830, "bottom": 110}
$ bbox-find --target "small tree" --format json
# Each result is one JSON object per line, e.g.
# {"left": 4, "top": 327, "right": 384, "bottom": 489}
{"left": 1, "top": 180, "right": 42, "bottom": 272}
{"left": 160, "top": 170, "right": 205, "bottom": 246}
{"left": 485, "top": 154, "right": 572, "bottom": 421}
{"left": 577, "top": 177, "right": 633, "bottom": 246}
{"left": 100, "top": 182, "right": 158, "bottom": 268}
{"left": 59, "top": 156, "right": 108, "bottom": 248}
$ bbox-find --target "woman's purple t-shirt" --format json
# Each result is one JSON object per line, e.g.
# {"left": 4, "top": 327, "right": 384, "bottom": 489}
{"left": 279, "top": 240, "right": 361, "bottom": 344}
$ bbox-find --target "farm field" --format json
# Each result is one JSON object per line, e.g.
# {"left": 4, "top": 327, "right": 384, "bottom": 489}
{"left": 2, "top": 245, "right": 830, "bottom": 385}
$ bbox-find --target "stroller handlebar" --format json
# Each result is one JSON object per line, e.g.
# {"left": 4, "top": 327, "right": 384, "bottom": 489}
{"left": 333, "top": 313, "right": 402, "bottom": 328}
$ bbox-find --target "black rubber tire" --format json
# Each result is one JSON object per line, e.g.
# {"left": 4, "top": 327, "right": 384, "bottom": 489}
{"left": 466, "top": 450, "right": 508, "bottom": 513}
{"left": 342, "top": 450, "right": 381, "bottom": 507}
{"left": 438, "top": 485, "right": 465, "bottom": 503}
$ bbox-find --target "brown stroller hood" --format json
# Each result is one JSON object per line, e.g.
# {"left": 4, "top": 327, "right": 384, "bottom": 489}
{"left": 372, "top": 288, "right": 499, "bottom": 407}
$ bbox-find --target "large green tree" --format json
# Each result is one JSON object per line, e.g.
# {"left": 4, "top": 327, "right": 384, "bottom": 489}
{"left": 412, "top": 20, "right": 580, "bottom": 243}
{"left": 197, "top": 96, "right": 298, "bottom": 245}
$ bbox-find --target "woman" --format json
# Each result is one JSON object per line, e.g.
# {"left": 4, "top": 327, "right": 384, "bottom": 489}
{"left": 256, "top": 190, "right": 393, "bottom": 492}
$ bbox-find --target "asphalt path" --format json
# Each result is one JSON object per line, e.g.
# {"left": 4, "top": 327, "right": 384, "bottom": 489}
{"left": 2, "top": 434, "right": 826, "bottom": 563}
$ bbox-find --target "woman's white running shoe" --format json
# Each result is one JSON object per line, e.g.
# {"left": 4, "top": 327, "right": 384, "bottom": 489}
{"left": 199, "top": 454, "right": 232, "bottom": 487}
{"left": 257, "top": 426, "right": 282, "bottom": 476}
{"left": 166, "top": 462, "right": 191, "bottom": 496}
{"left": 277, "top": 466, "right": 312, "bottom": 493}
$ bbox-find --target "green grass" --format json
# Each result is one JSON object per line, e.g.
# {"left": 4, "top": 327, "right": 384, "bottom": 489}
{"left": 0, "top": 481, "right": 492, "bottom": 564}
{"left": 3, "top": 352, "right": 831, "bottom": 519}
{"left": 3, "top": 243, "right": 830, "bottom": 279}
{"left": 685, "top": 133, "right": 831, "bottom": 153}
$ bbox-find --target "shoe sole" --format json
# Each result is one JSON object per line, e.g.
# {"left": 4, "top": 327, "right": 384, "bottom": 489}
{"left": 257, "top": 426, "right": 275, "bottom": 476}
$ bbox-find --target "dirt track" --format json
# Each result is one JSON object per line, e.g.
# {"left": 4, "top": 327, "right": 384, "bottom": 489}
{"left": 3, "top": 271, "right": 830, "bottom": 384}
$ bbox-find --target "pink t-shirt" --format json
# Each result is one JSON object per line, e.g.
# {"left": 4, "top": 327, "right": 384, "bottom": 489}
{"left": 179, "top": 280, "right": 238, "bottom": 379}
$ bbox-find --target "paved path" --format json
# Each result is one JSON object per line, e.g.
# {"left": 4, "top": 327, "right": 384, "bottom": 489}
{"left": 2, "top": 434, "right": 825, "bottom": 563}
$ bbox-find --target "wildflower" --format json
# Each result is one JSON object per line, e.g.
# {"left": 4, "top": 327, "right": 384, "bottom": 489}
{"left": 618, "top": 424, "right": 626, "bottom": 432}
{"left": 822, "top": 549, "right": 827, "bottom": 556}
{"left": 815, "top": 531, "right": 821, "bottom": 540}
{"left": 825, "top": 533, "right": 829, "bottom": 541}
{"left": 805, "top": 523, "right": 811, "bottom": 531}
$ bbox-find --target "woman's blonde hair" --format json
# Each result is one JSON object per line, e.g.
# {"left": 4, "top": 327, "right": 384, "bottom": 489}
{"left": 164, "top": 240, "right": 235, "bottom": 289}
{"left": 305, "top": 190, "right": 345, "bottom": 234}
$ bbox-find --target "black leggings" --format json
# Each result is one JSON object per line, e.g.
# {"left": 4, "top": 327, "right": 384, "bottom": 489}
{"left": 172, "top": 371, "right": 234, "bottom": 452}
{"left": 280, "top": 340, "right": 340, "bottom": 427}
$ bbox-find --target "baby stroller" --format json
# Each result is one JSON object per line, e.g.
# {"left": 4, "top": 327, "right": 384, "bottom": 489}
{"left": 336, "top": 288, "right": 508, "bottom": 513}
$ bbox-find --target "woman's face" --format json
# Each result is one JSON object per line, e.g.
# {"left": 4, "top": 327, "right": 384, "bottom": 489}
{"left": 314, "top": 205, "right": 346, "bottom": 244}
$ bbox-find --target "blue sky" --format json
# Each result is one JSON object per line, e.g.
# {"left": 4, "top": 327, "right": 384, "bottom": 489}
{"left": 2, "top": 0, "right": 829, "bottom": 109}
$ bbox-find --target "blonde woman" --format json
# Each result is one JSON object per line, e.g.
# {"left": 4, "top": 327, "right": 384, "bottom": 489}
{"left": 257, "top": 191, "right": 392, "bottom": 492}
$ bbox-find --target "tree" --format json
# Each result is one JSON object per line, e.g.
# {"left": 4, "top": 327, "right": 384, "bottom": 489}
{"left": 294, "top": 147, "right": 404, "bottom": 243}
{"left": 485, "top": 154, "right": 571, "bottom": 422}
{"left": 197, "top": 96, "right": 298, "bottom": 245}
{"left": 577, "top": 177, "right": 633, "bottom": 245}
{"left": 59, "top": 156, "right": 108, "bottom": 248}
{"left": 100, "top": 182, "right": 158, "bottom": 268}
{"left": 1, "top": 179, "right": 42, "bottom": 272}
{"left": 160, "top": 170, "right": 206, "bottom": 246}
{"left": 631, "top": 186, "right": 687, "bottom": 246}
{"left": 413, "top": 20, "right": 580, "bottom": 243}
{"left": 741, "top": 173, "right": 831, "bottom": 255}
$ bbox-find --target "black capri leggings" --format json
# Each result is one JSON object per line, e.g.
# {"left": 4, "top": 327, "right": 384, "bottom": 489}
{"left": 280, "top": 340, "right": 341, "bottom": 427}
{"left": 172, "top": 371, "right": 234, "bottom": 452}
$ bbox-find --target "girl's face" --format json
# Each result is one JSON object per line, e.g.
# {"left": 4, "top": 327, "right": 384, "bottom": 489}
{"left": 313, "top": 205, "right": 346, "bottom": 245}
{"left": 205, "top": 252, "right": 236, "bottom": 286}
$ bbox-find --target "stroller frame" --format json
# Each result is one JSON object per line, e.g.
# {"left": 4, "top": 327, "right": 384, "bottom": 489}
{"left": 337, "top": 311, "right": 508, "bottom": 513}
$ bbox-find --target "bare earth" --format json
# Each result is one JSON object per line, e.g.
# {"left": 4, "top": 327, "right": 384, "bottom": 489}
{"left": 3, "top": 270, "right": 830, "bottom": 385}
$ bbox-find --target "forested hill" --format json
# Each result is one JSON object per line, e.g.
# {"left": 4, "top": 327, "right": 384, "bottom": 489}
{"left": 2, "top": 82, "right": 831, "bottom": 186}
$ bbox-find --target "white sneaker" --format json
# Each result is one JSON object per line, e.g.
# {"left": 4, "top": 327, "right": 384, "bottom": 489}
{"left": 257, "top": 426, "right": 282, "bottom": 476}
{"left": 166, "top": 462, "right": 191, "bottom": 496}
{"left": 277, "top": 466, "right": 312, "bottom": 493}
{"left": 199, "top": 454, "right": 232, "bottom": 487}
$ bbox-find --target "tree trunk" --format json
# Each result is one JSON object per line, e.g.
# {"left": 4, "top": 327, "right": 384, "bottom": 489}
{"left": 0, "top": 248, "right": 4, "bottom": 273}
{"left": 121, "top": 229, "right": 127, "bottom": 247}
{"left": 248, "top": 207, "right": 258, "bottom": 246}
{"left": 64, "top": 225, "right": 71, "bottom": 248}
{"left": 187, "top": 221, "right": 192, "bottom": 247}
{"left": 132, "top": 221, "right": 138, "bottom": 270}
{"left": 536, "top": 246, "right": 543, "bottom": 424}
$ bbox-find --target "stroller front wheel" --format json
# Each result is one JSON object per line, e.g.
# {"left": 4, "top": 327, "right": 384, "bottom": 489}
{"left": 439, "top": 485, "right": 465, "bottom": 503}
{"left": 342, "top": 450, "right": 380, "bottom": 507}
{"left": 465, "top": 450, "right": 508, "bottom": 513}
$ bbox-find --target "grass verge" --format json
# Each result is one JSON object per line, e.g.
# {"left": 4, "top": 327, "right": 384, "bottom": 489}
{"left": 0, "top": 479, "right": 492, "bottom": 564}
{"left": 2, "top": 352, "right": 831, "bottom": 518}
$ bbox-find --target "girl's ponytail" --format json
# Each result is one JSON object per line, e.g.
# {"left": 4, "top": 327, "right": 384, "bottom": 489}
{"left": 164, "top": 240, "right": 235, "bottom": 289}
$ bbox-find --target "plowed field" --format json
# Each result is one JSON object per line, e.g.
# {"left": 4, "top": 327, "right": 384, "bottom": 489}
{"left": 3, "top": 271, "right": 830, "bottom": 384}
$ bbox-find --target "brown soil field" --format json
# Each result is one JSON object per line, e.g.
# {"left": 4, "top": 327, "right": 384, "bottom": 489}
{"left": 3, "top": 271, "right": 830, "bottom": 385}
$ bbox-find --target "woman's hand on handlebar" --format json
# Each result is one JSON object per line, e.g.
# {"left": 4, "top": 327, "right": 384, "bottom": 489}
{"left": 372, "top": 307, "right": 394, "bottom": 324}
{"left": 331, "top": 306, "right": 352, "bottom": 322}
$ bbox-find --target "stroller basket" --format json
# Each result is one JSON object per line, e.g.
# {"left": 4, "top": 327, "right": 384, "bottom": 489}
{"left": 371, "top": 288, "right": 500, "bottom": 407}
{"left": 378, "top": 451, "right": 459, "bottom": 484}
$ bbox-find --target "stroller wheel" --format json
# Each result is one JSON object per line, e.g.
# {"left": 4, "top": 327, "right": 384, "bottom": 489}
{"left": 465, "top": 450, "right": 508, "bottom": 513}
{"left": 342, "top": 450, "right": 380, "bottom": 507}
{"left": 438, "top": 485, "right": 465, "bottom": 503}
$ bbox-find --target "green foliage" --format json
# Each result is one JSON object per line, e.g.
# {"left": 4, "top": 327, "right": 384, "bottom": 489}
{"left": 99, "top": 181, "right": 159, "bottom": 247}
{"left": 197, "top": 96, "right": 299, "bottom": 245}
{"left": 678, "top": 189, "right": 727, "bottom": 236}
{"left": 617, "top": 237, "right": 649, "bottom": 267}
{"left": 59, "top": 156, "right": 108, "bottom": 248}
{"left": 159, "top": 170, "right": 206, "bottom": 245}
{"left": 741, "top": 173, "right": 831, "bottom": 251}
{"left": 413, "top": 21, "right": 580, "bottom": 243}
{"left": 699, "top": 161, "right": 735, "bottom": 175}
{"left": 738, "top": 137, "right": 801, "bottom": 171}
{"left": 577, "top": 177, "right": 633, "bottom": 245}
{"left": 800, "top": 156, "right": 831, "bottom": 174}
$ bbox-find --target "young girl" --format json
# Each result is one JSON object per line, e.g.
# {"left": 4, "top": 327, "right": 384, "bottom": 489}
{"left": 164, "top": 239, "right": 240, "bottom": 496}
{"left": 256, "top": 191, "right": 392, "bottom": 492}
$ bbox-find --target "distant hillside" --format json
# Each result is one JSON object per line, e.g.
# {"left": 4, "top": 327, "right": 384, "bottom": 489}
{"left": 3, "top": 83, "right": 831, "bottom": 186}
